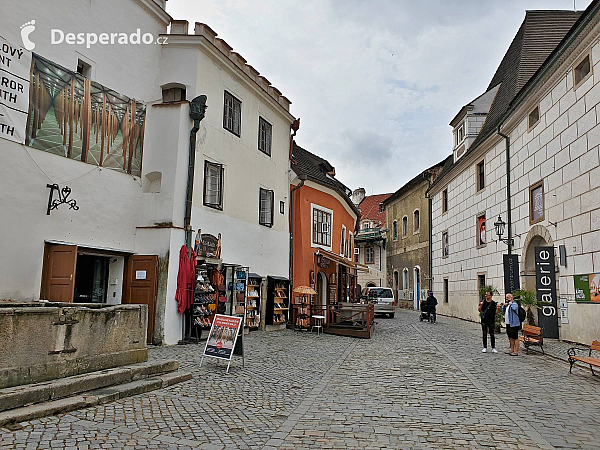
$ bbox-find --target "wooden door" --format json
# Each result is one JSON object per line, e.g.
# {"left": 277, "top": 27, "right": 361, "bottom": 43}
{"left": 40, "top": 244, "right": 77, "bottom": 302}
{"left": 123, "top": 255, "right": 158, "bottom": 344}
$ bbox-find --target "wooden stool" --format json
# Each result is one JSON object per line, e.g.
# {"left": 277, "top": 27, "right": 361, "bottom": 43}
{"left": 311, "top": 315, "right": 325, "bottom": 335}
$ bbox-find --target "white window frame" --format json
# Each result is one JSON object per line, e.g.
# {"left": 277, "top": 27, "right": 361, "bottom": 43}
{"left": 311, "top": 204, "right": 333, "bottom": 251}
{"left": 365, "top": 247, "right": 374, "bottom": 264}
{"left": 340, "top": 225, "right": 346, "bottom": 256}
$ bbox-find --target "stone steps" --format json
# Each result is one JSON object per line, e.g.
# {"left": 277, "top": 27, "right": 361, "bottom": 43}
{"left": 0, "top": 361, "right": 192, "bottom": 427}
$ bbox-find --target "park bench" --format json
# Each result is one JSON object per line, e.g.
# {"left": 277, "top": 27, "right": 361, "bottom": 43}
{"left": 568, "top": 340, "right": 600, "bottom": 376}
{"left": 519, "top": 324, "right": 544, "bottom": 355}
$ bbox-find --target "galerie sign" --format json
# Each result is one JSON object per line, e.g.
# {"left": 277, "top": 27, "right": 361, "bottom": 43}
{"left": 0, "top": 36, "right": 31, "bottom": 143}
{"left": 534, "top": 247, "right": 558, "bottom": 339}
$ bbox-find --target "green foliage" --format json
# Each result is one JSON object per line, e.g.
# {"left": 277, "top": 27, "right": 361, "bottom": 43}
{"left": 478, "top": 285, "right": 499, "bottom": 297}
{"left": 513, "top": 289, "right": 540, "bottom": 308}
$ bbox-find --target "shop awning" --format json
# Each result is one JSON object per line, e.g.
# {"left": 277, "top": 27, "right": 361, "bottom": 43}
{"left": 314, "top": 249, "right": 368, "bottom": 272}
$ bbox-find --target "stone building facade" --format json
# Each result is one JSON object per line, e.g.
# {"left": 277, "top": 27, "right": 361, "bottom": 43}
{"left": 430, "top": 7, "right": 600, "bottom": 345}
{"left": 384, "top": 160, "right": 448, "bottom": 309}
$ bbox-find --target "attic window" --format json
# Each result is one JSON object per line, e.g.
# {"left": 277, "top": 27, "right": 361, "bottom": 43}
{"left": 573, "top": 53, "right": 592, "bottom": 89}
{"left": 162, "top": 87, "right": 186, "bottom": 103}
{"left": 528, "top": 106, "right": 540, "bottom": 130}
{"left": 76, "top": 59, "right": 92, "bottom": 78}
{"left": 379, "top": 203, "right": 384, "bottom": 213}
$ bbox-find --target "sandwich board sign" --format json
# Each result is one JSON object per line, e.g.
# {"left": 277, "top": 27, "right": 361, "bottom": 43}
{"left": 200, "top": 314, "right": 243, "bottom": 373}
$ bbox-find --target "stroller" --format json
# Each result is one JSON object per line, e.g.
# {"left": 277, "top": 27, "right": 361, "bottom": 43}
{"left": 419, "top": 300, "right": 432, "bottom": 322}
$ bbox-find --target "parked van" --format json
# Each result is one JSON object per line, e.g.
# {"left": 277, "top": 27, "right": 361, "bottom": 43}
{"left": 362, "top": 287, "right": 395, "bottom": 318}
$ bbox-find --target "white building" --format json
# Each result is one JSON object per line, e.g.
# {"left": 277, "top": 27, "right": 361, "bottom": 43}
{"left": 352, "top": 189, "right": 391, "bottom": 289}
{"left": 0, "top": 1, "right": 295, "bottom": 345}
{"left": 430, "top": 7, "right": 600, "bottom": 345}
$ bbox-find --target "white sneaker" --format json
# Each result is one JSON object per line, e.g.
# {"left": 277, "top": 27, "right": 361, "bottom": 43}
{"left": 482, "top": 348, "right": 487, "bottom": 353}
{"left": 492, "top": 348, "right": 498, "bottom": 353}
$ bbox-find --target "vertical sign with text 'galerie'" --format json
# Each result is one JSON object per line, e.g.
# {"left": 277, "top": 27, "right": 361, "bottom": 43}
{"left": 534, "top": 247, "right": 558, "bottom": 339}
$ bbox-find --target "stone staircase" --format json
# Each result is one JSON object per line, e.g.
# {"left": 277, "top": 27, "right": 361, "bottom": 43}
{"left": 0, "top": 360, "right": 192, "bottom": 427}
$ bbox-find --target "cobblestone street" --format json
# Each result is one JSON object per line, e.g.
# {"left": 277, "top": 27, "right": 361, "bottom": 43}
{"left": 2, "top": 309, "right": 600, "bottom": 449}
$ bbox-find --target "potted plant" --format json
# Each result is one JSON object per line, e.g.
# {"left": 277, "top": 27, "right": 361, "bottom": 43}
{"left": 513, "top": 289, "right": 539, "bottom": 325}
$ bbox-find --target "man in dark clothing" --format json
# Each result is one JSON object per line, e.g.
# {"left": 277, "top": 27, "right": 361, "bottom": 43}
{"left": 426, "top": 291, "right": 438, "bottom": 323}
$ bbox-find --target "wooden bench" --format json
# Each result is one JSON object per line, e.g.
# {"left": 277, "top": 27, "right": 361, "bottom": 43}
{"left": 568, "top": 340, "right": 600, "bottom": 376}
{"left": 519, "top": 324, "right": 544, "bottom": 355}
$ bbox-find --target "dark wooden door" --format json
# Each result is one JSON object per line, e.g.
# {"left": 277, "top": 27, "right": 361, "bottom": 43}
{"left": 40, "top": 244, "right": 77, "bottom": 302}
{"left": 123, "top": 255, "right": 158, "bottom": 344}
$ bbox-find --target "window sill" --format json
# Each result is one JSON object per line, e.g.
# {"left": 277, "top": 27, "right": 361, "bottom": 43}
{"left": 204, "top": 203, "right": 223, "bottom": 211}
{"left": 259, "top": 222, "right": 273, "bottom": 228}
{"left": 223, "top": 127, "right": 241, "bottom": 138}
{"left": 573, "top": 71, "right": 593, "bottom": 91}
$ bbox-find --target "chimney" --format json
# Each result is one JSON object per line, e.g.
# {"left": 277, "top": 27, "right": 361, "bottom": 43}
{"left": 352, "top": 188, "right": 366, "bottom": 206}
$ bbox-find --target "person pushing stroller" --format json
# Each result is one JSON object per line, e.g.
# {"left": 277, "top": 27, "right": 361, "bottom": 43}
{"left": 426, "top": 291, "right": 438, "bottom": 323}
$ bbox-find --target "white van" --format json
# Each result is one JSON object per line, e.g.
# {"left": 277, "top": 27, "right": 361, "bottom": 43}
{"left": 362, "top": 287, "right": 395, "bottom": 318}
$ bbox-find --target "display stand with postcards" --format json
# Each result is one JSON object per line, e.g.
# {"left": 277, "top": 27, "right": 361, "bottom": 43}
{"left": 266, "top": 277, "right": 290, "bottom": 330}
{"left": 233, "top": 267, "right": 249, "bottom": 334}
{"left": 292, "top": 286, "right": 317, "bottom": 331}
{"left": 246, "top": 274, "right": 262, "bottom": 329}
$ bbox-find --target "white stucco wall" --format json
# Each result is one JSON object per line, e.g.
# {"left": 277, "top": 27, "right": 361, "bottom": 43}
{"left": 159, "top": 29, "right": 295, "bottom": 280}
{"left": 432, "top": 21, "right": 600, "bottom": 344}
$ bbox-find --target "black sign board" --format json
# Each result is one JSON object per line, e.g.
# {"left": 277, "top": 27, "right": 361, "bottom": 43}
{"left": 503, "top": 254, "right": 520, "bottom": 294}
{"left": 534, "top": 246, "right": 558, "bottom": 339}
{"left": 199, "top": 234, "right": 218, "bottom": 257}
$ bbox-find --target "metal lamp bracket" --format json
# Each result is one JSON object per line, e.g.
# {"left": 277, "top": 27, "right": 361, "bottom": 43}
{"left": 46, "top": 184, "right": 79, "bottom": 215}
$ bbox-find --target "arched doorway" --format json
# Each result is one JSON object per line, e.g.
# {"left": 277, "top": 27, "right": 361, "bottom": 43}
{"left": 414, "top": 266, "right": 421, "bottom": 310}
{"left": 317, "top": 271, "right": 328, "bottom": 321}
{"left": 522, "top": 225, "right": 558, "bottom": 337}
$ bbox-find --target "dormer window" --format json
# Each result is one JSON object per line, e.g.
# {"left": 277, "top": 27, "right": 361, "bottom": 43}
{"left": 162, "top": 85, "right": 186, "bottom": 103}
{"left": 455, "top": 123, "right": 465, "bottom": 146}
{"left": 379, "top": 203, "right": 384, "bottom": 213}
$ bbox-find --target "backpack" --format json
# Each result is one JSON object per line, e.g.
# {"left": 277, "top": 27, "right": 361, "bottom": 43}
{"left": 517, "top": 304, "right": 526, "bottom": 323}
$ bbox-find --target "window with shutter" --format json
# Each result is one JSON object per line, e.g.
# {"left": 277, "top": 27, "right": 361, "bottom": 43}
{"left": 203, "top": 161, "right": 223, "bottom": 210}
{"left": 223, "top": 91, "right": 241, "bottom": 136}
{"left": 258, "top": 117, "right": 272, "bottom": 156}
{"left": 259, "top": 188, "right": 274, "bottom": 227}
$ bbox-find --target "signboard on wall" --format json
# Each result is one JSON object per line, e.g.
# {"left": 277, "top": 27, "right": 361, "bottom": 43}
{"left": 0, "top": 36, "right": 31, "bottom": 143}
{"left": 534, "top": 247, "right": 558, "bottom": 339}
{"left": 573, "top": 273, "right": 600, "bottom": 303}
{"left": 502, "top": 254, "right": 520, "bottom": 294}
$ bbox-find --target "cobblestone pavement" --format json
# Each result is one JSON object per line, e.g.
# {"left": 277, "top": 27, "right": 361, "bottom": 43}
{"left": 2, "top": 309, "right": 599, "bottom": 449}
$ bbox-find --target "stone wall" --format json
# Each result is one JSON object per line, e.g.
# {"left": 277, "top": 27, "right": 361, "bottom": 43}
{"left": 0, "top": 303, "right": 148, "bottom": 389}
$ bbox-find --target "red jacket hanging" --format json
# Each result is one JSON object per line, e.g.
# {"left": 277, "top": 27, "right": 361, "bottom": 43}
{"left": 176, "top": 245, "right": 190, "bottom": 313}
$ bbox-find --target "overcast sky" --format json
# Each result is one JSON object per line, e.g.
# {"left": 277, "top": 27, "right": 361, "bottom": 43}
{"left": 167, "top": 0, "right": 592, "bottom": 195}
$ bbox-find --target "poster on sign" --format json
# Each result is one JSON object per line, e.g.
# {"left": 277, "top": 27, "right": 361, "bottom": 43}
{"left": 0, "top": 36, "right": 31, "bottom": 143}
{"left": 200, "top": 314, "right": 243, "bottom": 373}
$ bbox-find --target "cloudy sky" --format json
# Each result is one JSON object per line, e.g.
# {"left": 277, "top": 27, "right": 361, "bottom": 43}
{"left": 167, "top": 0, "right": 591, "bottom": 195}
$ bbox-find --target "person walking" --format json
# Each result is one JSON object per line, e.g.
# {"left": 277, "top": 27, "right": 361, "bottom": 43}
{"left": 503, "top": 293, "right": 520, "bottom": 356}
{"left": 478, "top": 289, "right": 500, "bottom": 353}
{"left": 426, "top": 291, "right": 438, "bottom": 323}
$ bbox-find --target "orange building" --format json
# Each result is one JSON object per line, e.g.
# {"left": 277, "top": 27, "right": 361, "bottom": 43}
{"left": 290, "top": 143, "right": 361, "bottom": 323}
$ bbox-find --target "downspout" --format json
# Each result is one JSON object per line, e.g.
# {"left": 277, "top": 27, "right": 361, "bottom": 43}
{"left": 289, "top": 173, "right": 307, "bottom": 289}
{"left": 184, "top": 95, "right": 208, "bottom": 249}
{"left": 497, "top": 126, "right": 512, "bottom": 255}
{"left": 424, "top": 172, "right": 433, "bottom": 292}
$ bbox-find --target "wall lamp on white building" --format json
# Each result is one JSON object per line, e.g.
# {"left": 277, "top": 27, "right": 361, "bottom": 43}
{"left": 493, "top": 215, "right": 514, "bottom": 246}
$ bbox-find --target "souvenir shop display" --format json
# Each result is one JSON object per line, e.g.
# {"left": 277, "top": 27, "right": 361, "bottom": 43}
{"left": 293, "top": 286, "right": 316, "bottom": 330}
{"left": 233, "top": 267, "right": 248, "bottom": 326}
{"left": 246, "top": 275, "right": 261, "bottom": 329}
{"left": 266, "top": 277, "right": 290, "bottom": 327}
{"left": 187, "top": 261, "right": 225, "bottom": 342}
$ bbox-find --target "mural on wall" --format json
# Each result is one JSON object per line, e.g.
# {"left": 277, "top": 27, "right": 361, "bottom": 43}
{"left": 26, "top": 54, "right": 146, "bottom": 176}
{"left": 574, "top": 273, "right": 600, "bottom": 303}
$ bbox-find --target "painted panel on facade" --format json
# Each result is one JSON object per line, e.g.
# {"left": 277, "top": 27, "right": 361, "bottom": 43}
{"left": 27, "top": 54, "right": 146, "bottom": 176}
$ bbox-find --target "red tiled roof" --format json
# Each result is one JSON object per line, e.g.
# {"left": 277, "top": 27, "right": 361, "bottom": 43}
{"left": 358, "top": 193, "right": 392, "bottom": 227}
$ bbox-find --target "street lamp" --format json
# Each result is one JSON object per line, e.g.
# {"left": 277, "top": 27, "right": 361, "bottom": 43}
{"left": 494, "top": 215, "right": 513, "bottom": 246}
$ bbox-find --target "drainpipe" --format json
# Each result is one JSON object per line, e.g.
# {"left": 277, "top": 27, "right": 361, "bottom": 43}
{"left": 289, "top": 173, "right": 307, "bottom": 290}
{"left": 184, "top": 95, "right": 207, "bottom": 249}
{"left": 423, "top": 172, "right": 433, "bottom": 293}
{"left": 497, "top": 126, "right": 512, "bottom": 255}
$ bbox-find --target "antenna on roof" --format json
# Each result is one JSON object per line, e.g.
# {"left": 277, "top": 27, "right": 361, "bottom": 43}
{"left": 574, "top": 0, "right": 576, "bottom": 11}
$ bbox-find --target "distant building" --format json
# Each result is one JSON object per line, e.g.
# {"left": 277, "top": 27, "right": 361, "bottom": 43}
{"left": 383, "top": 159, "right": 449, "bottom": 309}
{"left": 352, "top": 190, "right": 392, "bottom": 290}
{"left": 290, "top": 143, "right": 360, "bottom": 318}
